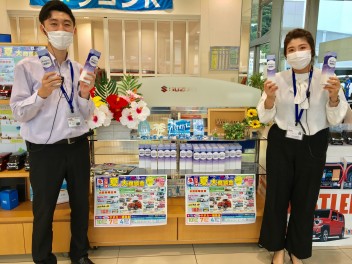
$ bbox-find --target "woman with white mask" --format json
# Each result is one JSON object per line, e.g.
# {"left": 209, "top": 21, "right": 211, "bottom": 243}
{"left": 257, "top": 28, "right": 348, "bottom": 264}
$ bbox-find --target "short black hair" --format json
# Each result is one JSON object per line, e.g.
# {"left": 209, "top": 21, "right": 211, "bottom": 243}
{"left": 284, "top": 28, "right": 315, "bottom": 60}
{"left": 39, "top": 0, "right": 76, "bottom": 26}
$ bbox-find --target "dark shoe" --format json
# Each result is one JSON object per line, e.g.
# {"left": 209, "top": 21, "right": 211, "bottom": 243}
{"left": 71, "top": 257, "right": 94, "bottom": 264}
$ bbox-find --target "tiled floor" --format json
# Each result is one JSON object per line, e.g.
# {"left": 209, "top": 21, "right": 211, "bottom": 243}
{"left": 0, "top": 244, "right": 352, "bottom": 264}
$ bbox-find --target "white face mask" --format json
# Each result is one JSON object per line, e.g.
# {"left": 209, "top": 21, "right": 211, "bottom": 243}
{"left": 44, "top": 28, "right": 74, "bottom": 50}
{"left": 286, "top": 50, "right": 312, "bottom": 70}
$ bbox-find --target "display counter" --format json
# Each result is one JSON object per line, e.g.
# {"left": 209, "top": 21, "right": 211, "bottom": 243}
{"left": 0, "top": 194, "right": 264, "bottom": 254}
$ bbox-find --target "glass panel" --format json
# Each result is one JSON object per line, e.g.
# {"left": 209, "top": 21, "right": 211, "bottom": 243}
{"left": 316, "top": 0, "right": 352, "bottom": 97}
{"left": 109, "top": 20, "right": 123, "bottom": 74}
{"left": 188, "top": 21, "right": 200, "bottom": 75}
{"left": 260, "top": 1, "right": 272, "bottom": 36}
{"left": 173, "top": 21, "right": 186, "bottom": 74}
{"left": 250, "top": 0, "right": 260, "bottom": 41}
{"left": 141, "top": 21, "right": 155, "bottom": 74}
{"left": 259, "top": 42, "right": 270, "bottom": 74}
{"left": 279, "top": 0, "right": 307, "bottom": 71}
{"left": 9, "top": 17, "right": 18, "bottom": 43}
{"left": 125, "top": 20, "right": 139, "bottom": 74}
{"left": 157, "top": 21, "right": 171, "bottom": 74}
{"left": 19, "top": 17, "right": 35, "bottom": 43}
{"left": 248, "top": 48, "right": 255, "bottom": 77}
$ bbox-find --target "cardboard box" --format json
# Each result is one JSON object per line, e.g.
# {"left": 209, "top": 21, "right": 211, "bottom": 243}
{"left": 0, "top": 189, "right": 19, "bottom": 210}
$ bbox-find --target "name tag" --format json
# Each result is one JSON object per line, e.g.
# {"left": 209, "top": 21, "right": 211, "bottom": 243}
{"left": 68, "top": 117, "right": 81, "bottom": 128}
{"left": 286, "top": 125, "right": 304, "bottom": 140}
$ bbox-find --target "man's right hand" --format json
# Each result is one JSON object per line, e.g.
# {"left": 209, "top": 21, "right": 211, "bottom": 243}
{"left": 37, "top": 72, "right": 63, "bottom": 99}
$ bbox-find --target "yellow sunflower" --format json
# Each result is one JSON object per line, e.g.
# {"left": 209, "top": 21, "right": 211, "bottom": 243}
{"left": 250, "top": 120, "right": 261, "bottom": 129}
{"left": 247, "top": 108, "right": 257, "bottom": 118}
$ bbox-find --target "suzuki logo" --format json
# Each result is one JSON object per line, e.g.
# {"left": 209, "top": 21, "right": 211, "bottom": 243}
{"left": 161, "top": 86, "right": 168, "bottom": 93}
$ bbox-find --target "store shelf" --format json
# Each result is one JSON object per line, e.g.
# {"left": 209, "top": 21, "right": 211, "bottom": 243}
{"left": 0, "top": 201, "right": 71, "bottom": 223}
{"left": 0, "top": 194, "right": 264, "bottom": 224}
{"left": 0, "top": 99, "right": 10, "bottom": 105}
{"left": 0, "top": 168, "right": 29, "bottom": 178}
{"left": 129, "top": 163, "right": 266, "bottom": 177}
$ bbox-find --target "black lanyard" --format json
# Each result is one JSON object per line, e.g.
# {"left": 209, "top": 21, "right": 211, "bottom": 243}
{"left": 60, "top": 61, "right": 74, "bottom": 113}
{"left": 292, "top": 68, "right": 313, "bottom": 126}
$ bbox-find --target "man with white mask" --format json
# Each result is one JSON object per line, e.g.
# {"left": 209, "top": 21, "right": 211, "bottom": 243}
{"left": 10, "top": 1, "right": 96, "bottom": 263}
{"left": 257, "top": 28, "right": 348, "bottom": 264}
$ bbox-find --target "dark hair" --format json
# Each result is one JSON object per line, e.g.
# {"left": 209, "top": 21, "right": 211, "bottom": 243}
{"left": 283, "top": 28, "right": 315, "bottom": 59}
{"left": 39, "top": 0, "right": 75, "bottom": 26}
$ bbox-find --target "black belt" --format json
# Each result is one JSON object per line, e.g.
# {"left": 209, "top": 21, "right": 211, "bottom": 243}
{"left": 53, "top": 132, "right": 92, "bottom": 145}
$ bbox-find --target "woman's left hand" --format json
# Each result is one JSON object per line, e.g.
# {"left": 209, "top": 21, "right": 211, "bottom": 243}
{"left": 79, "top": 70, "right": 96, "bottom": 99}
{"left": 324, "top": 76, "right": 341, "bottom": 101}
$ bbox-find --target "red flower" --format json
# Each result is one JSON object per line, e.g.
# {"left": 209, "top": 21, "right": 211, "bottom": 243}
{"left": 106, "top": 94, "right": 129, "bottom": 121}
{"left": 113, "top": 111, "right": 123, "bottom": 121}
{"left": 89, "top": 87, "right": 96, "bottom": 97}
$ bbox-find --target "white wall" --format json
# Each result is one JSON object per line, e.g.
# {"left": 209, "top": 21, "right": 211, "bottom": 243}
{"left": 0, "top": 0, "right": 10, "bottom": 34}
{"left": 200, "top": 0, "right": 242, "bottom": 81}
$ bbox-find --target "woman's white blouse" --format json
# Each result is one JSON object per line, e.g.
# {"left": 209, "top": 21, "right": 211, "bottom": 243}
{"left": 257, "top": 67, "right": 349, "bottom": 135}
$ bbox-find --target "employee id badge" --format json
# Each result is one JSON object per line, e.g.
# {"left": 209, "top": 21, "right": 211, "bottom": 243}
{"left": 66, "top": 102, "right": 82, "bottom": 128}
{"left": 286, "top": 125, "right": 304, "bottom": 140}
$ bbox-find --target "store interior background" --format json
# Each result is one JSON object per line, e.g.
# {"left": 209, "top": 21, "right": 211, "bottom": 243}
{"left": 1, "top": 0, "right": 352, "bottom": 88}
{"left": 1, "top": 1, "right": 352, "bottom": 263}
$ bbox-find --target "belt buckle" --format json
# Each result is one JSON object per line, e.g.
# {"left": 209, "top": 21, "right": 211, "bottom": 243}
{"left": 67, "top": 138, "right": 75, "bottom": 144}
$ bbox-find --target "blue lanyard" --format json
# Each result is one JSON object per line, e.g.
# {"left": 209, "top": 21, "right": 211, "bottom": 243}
{"left": 60, "top": 61, "right": 74, "bottom": 113}
{"left": 292, "top": 68, "right": 313, "bottom": 126}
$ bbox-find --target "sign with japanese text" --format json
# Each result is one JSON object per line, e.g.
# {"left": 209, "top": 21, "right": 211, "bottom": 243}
{"left": 185, "top": 174, "right": 256, "bottom": 225}
{"left": 30, "top": 0, "right": 173, "bottom": 11}
{"left": 0, "top": 45, "right": 45, "bottom": 85}
{"left": 94, "top": 175, "right": 167, "bottom": 227}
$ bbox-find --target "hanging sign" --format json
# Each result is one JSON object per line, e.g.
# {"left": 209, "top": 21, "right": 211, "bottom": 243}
{"left": 30, "top": 0, "right": 173, "bottom": 11}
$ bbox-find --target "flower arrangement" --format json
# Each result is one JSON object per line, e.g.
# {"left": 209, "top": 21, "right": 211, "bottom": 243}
{"left": 88, "top": 74, "right": 150, "bottom": 129}
{"left": 242, "top": 108, "right": 262, "bottom": 129}
{"left": 223, "top": 108, "right": 264, "bottom": 140}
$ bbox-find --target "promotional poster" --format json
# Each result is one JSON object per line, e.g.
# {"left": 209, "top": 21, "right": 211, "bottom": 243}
{"left": 313, "top": 189, "right": 352, "bottom": 246}
{"left": 94, "top": 175, "right": 167, "bottom": 227}
{"left": 185, "top": 174, "right": 256, "bottom": 225}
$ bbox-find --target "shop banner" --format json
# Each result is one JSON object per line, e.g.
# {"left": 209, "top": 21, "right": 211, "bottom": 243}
{"left": 312, "top": 189, "right": 352, "bottom": 246}
{"left": 185, "top": 174, "right": 256, "bottom": 225}
{"left": 30, "top": 0, "right": 173, "bottom": 11}
{"left": 94, "top": 175, "right": 167, "bottom": 227}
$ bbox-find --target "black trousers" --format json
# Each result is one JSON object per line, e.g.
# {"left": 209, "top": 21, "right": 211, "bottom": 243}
{"left": 259, "top": 124, "right": 328, "bottom": 259}
{"left": 27, "top": 138, "right": 91, "bottom": 264}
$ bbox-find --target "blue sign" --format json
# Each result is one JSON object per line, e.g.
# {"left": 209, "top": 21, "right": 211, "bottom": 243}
{"left": 30, "top": 0, "right": 173, "bottom": 11}
{"left": 168, "top": 119, "right": 191, "bottom": 138}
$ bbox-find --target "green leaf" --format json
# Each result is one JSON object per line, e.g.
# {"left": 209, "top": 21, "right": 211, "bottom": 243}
{"left": 117, "top": 74, "right": 142, "bottom": 96}
{"left": 248, "top": 72, "right": 265, "bottom": 91}
{"left": 94, "top": 73, "right": 118, "bottom": 103}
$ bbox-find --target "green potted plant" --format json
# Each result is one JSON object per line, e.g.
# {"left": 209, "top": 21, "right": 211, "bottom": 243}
{"left": 223, "top": 122, "right": 246, "bottom": 140}
{"left": 248, "top": 72, "right": 265, "bottom": 92}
